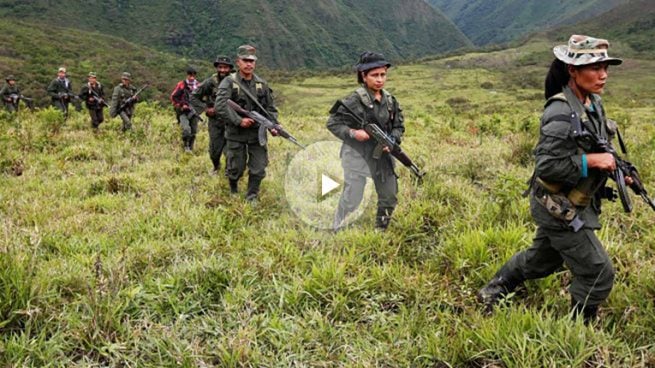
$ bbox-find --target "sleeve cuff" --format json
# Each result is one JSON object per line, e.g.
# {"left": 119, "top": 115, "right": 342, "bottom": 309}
{"left": 581, "top": 154, "right": 588, "bottom": 178}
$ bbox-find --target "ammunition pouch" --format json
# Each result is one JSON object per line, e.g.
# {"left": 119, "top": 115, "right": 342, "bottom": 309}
{"left": 534, "top": 178, "right": 584, "bottom": 232}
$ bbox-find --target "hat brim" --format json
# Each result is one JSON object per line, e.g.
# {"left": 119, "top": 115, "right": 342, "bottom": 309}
{"left": 553, "top": 45, "right": 623, "bottom": 66}
{"left": 214, "top": 61, "right": 235, "bottom": 67}
{"left": 357, "top": 61, "right": 391, "bottom": 72}
{"left": 239, "top": 56, "right": 257, "bottom": 61}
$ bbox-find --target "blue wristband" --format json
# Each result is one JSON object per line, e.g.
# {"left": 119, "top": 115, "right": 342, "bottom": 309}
{"left": 581, "top": 154, "right": 588, "bottom": 178}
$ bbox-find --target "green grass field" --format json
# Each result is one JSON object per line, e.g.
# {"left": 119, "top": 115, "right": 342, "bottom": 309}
{"left": 1, "top": 38, "right": 655, "bottom": 367}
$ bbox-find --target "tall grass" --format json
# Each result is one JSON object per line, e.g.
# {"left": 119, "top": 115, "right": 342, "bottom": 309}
{"left": 1, "top": 43, "right": 655, "bottom": 366}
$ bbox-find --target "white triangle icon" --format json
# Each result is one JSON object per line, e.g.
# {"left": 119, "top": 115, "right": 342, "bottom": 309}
{"left": 321, "top": 174, "right": 340, "bottom": 197}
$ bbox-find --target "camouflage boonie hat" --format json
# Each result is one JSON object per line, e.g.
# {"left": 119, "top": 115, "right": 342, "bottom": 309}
{"left": 88, "top": 72, "right": 97, "bottom": 78}
{"left": 355, "top": 51, "right": 391, "bottom": 72}
{"left": 214, "top": 55, "right": 234, "bottom": 68}
{"left": 554, "top": 35, "right": 623, "bottom": 66}
{"left": 121, "top": 72, "right": 131, "bottom": 80}
{"left": 237, "top": 45, "right": 257, "bottom": 61}
{"left": 5, "top": 75, "right": 15, "bottom": 81}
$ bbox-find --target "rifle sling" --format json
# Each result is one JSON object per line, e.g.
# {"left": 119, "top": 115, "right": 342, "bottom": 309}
{"left": 230, "top": 75, "right": 274, "bottom": 122}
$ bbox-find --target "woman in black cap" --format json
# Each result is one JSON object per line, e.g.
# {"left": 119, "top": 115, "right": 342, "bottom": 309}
{"left": 327, "top": 52, "right": 405, "bottom": 231}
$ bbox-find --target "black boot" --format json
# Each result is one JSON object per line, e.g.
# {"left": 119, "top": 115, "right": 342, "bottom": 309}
{"left": 571, "top": 299, "right": 598, "bottom": 325}
{"left": 229, "top": 179, "right": 238, "bottom": 194}
{"left": 245, "top": 176, "right": 262, "bottom": 202}
{"left": 182, "top": 137, "right": 191, "bottom": 153}
{"left": 477, "top": 268, "right": 524, "bottom": 313}
{"left": 375, "top": 207, "right": 394, "bottom": 231}
{"left": 211, "top": 159, "right": 221, "bottom": 174}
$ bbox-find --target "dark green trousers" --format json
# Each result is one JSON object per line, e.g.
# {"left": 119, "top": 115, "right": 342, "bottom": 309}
{"left": 208, "top": 119, "right": 227, "bottom": 169}
{"left": 500, "top": 227, "right": 615, "bottom": 306}
{"left": 334, "top": 164, "right": 398, "bottom": 227}
{"left": 225, "top": 140, "right": 268, "bottom": 182}
{"left": 88, "top": 108, "right": 104, "bottom": 128}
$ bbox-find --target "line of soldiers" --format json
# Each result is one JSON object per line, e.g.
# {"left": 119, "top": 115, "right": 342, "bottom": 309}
{"left": 2, "top": 67, "right": 141, "bottom": 132}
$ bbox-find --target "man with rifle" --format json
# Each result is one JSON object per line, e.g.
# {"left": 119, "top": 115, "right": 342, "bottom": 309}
{"left": 79, "top": 72, "right": 107, "bottom": 130}
{"left": 110, "top": 72, "right": 142, "bottom": 132}
{"left": 215, "top": 45, "right": 280, "bottom": 202}
{"left": 191, "top": 56, "right": 234, "bottom": 173}
{"left": 1, "top": 75, "right": 32, "bottom": 112}
{"left": 327, "top": 52, "right": 413, "bottom": 231}
{"left": 47, "top": 67, "right": 79, "bottom": 117}
{"left": 171, "top": 67, "right": 201, "bottom": 153}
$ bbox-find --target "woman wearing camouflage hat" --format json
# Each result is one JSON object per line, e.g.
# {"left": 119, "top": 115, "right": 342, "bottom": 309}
{"left": 478, "top": 35, "right": 625, "bottom": 323}
{"left": 327, "top": 51, "right": 405, "bottom": 231}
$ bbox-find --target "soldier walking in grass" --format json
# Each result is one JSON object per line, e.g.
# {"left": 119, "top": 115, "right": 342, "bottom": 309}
{"left": 191, "top": 56, "right": 234, "bottom": 173}
{"left": 215, "top": 45, "right": 279, "bottom": 201}
{"left": 171, "top": 67, "right": 201, "bottom": 153}
{"left": 79, "top": 72, "right": 107, "bottom": 130}
{"left": 327, "top": 52, "right": 405, "bottom": 231}
{"left": 110, "top": 72, "right": 139, "bottom": 132}
{"left": 477, "top": 35, "right": 626, "bottom": 324}
{"left": 47, "top": 67, "right": 77, "bottom": 115}
{"left": 1, "top": 75, "right": 22, "bottom": 113}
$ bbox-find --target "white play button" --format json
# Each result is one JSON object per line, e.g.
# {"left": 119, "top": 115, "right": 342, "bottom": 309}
{"left": 285, "top": 140, "right": 373, "bottom": 230}
{"left": 321, "top": 174, "right": 340, "bottom": 198}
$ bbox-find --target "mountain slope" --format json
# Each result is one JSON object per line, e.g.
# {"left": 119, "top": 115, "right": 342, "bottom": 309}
{"left": 547, "top": 0, "right": 655, "bottom": 58}
{"left": 0, "top": 19, "right": 206, "bottom": 104}
{"left": 0, "top": 0, "right": 472, "bottom": 69}
{"left": 425, "top": 0, "right": 627, "bottom": 46}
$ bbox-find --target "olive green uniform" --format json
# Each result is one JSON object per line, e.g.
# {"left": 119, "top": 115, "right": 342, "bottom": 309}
{"left": 327, "top": 87, "right": 405, "bottom": 229}
{"left": 192, "top": 73, "right": 228, "bottom": 170}
{"left": 496, "top": 86, "right": 616, "bottom": 308}
{"left": 110, "top": 83, "right": 137, "bottom": 132}
{"left": 0, "top": 84, "right": 20, "bottom": 113}
{"left": 47, "top": 77, "right": 75, "bottom": 113}
{"left": 215, "top": 72, "right": 278, "bottom": 197}
{"left": 79, "top": 82, "right": 106, "bottom": 128}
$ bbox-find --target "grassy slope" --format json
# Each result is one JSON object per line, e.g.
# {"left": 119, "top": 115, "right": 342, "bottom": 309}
{"left": 1, "top": 38, "right": 655, "bottom": 366}
{"left": 0, "top": 0, "right": 472, "bottom": 69}
{"left": 0, "top": 19, "right": 213, "bottom": 106}
{"left": 425, "top": 0, "right": 627, "bottom": 45}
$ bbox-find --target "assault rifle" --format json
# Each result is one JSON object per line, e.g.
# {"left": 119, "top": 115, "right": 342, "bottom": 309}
{"left": 89, "top": 89, "right": 109, "bottom": 108}
{"left": 57, "top": 92, "right": 80, "bottom": 119}
{"left": 227, "top": 99, "right": 305, "bottom": 149}
{"left": 117, "top": 83, "right": 150, "bottom": 114}
{"left": 574, "top": 117, "right": 655, "bottom": 213}
{"left": 8, "top": 94, "right": 34, "bottom": 111}
{"left": 330, "top": 100, "right": 425, "bottom": 180}
{"left": 187, "top": 105, "right": 204, "bottom": 123}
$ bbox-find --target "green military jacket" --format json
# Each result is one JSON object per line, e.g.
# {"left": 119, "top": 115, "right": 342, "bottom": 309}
{"left": 110, "top": 83, "right": 137, "bottom": 117}
{"left": 215, "top": 72, "right": 278, "bottom": 143}
{"left": 47, "top": 77, "right": 73, "bottom": 99}
{"left": 191, "top": 73, "right": 225, "bottom": 122}
{"left": 531, "top": 86, "right": 614, "bottom": 230}
{"left": 1, "top": 84, "right": 20, "bottom": 105}
{"left": 327, "top": 87, "right": 404, "bottom": 175}
{"left": 79, "top": 82, "right": 106, "bottom": 110}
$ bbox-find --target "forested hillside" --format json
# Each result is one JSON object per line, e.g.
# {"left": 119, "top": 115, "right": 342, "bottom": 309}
{"left": 0, "top": 19, "right": 208, "bottom": 105}
{"left": 425, "top": 0, "right": 627, "bottom": 45}
{"left": 548, "top": 0, "right": 655, "bottom": 58}
{"left": 0, "top": 0, "right": 472, "bottom": 69}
